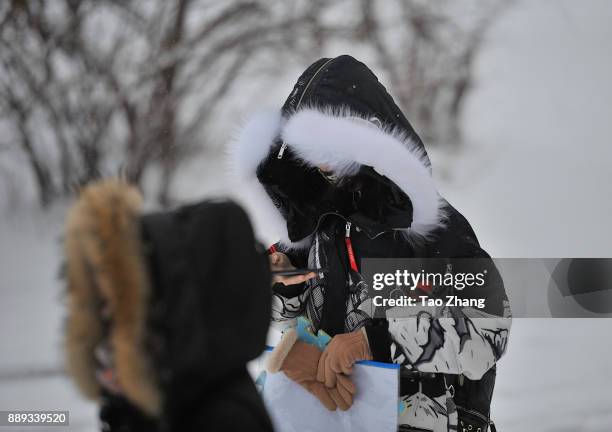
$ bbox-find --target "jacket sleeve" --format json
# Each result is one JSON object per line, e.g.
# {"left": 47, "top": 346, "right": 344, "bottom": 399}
{"left": 269, "top": 243, "right": 312, "bottom": 330}
{"left": 364, "top": 213, "right": 512, "bottom": 380}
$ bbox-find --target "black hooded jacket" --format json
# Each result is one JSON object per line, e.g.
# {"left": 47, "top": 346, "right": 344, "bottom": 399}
{"left": 230, "top": 55, "right": 511, "bottom": 431}
{"left": 256, "top": 56, "right": 425, "bottom": 244}
{"left": 64, "top": 183, "right": 274, "bottom": 432}
{"left": 139, "top": 200, "right": 273, "bottom": 432}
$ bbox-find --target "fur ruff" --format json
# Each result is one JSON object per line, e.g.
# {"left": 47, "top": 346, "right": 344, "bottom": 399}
{"left": 226, "top": 111, "right": 300, "bottom": 249}
{"left": 228, "top": 106, "right": 446, "bottom": 248}
{"left": 64, "top": 179, "right": 161, "bottom": 416}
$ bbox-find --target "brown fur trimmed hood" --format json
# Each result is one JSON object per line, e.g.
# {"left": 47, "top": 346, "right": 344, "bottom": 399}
{"left": 64, "top": 179, "right": 161, "bottom": 416}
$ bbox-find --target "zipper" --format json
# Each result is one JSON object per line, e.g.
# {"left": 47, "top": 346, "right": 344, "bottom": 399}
{"left": 304, "top": 211, "right": 397, "bottom": 245}
{"left": 277, "top": 142, "right": 288, "bottom": 159}
{"left": 455, "top": 405, "right": 490, "bottom": 424}
{"left": 277, "top": 57, "right": 336, "bottom": 159}
{"left": 344, "top": 221, "right": 359, "bottom": 272}
{"left": 295, "top": 57, "right": 335, "bottom": 110}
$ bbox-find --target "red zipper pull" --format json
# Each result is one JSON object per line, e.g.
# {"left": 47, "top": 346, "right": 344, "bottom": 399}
{"left": 344, "top": 221, "right": 359, "bottom": 272}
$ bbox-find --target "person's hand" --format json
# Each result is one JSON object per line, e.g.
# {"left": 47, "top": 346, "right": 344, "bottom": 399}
{"left": 317, "top": 329, "right": 372, "bottom": 389}
{"left": 267, "top": 329, "right": 353, "bottom": 411}
{"left": 269, "top": 252, "right": 317, "bottom": 285}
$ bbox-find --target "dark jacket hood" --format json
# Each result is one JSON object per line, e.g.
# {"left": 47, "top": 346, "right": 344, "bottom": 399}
{"left": 64, "top": 181, "right": 271, "bottom": 419}
{"left": 281, "top": 56, "right": 427, "bottom": 152}
{"left": 229, "top": 55, "right": 446, "bottom": 249}
{"left": 140, "top": 199, "right": 271, "bottom": 411}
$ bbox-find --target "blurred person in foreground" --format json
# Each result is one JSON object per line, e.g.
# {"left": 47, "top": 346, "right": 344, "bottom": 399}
{"left": 63, "top": 179, "right": 274, "bottom": 432}
{"left": 230, "top": 55, "right": 511, "bottom": 431}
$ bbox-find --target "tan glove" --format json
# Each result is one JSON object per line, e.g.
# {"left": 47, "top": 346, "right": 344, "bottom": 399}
{"left": 267, "top": 329, "right": 353, "bottom": 411}
{"left": 317, "top": 328, "right": 372, "bottom": 389}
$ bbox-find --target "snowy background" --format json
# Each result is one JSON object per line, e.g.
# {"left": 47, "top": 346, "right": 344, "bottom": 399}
{"left": 1, "top": 1, "right": 612, "bottom": 431}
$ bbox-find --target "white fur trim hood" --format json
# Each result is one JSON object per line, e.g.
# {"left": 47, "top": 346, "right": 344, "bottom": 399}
{"left": 227, "top": 107, "right": 446, "bottom": 248}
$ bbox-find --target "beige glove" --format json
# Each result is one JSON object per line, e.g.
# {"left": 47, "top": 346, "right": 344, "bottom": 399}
{"left": 267, "top": 329, "right": 353, "bottom": 411}
{"left": 317, "top": 328, "right": 372, "bottom": 389}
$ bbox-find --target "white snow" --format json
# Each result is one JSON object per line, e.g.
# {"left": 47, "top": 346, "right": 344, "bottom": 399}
{"left": 437, "top": 1, "right": 612, "bottom": 430}
{"left": 432, "top": 0, "right": 612, "bottom": 259}
{"left": 1, "top": 1, "right": 612, "bottom": 431}
{"left": 0, "top": 205, "right": 98, "bottom": 431}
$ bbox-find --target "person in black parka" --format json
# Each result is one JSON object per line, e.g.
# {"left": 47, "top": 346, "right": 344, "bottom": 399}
{"left": 63, "top": 179, "right": 274, "bottom": 432}
{"left": 230, "top": 55, "right": 511, "bottom": 431}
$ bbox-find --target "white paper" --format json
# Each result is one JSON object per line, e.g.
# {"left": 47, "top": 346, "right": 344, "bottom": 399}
{"left": 261, "top": 360, "right": 399, "bottom": 432}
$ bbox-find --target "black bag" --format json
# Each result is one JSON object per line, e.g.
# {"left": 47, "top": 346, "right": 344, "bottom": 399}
{"left": 453, "top": 367, "right": 497, "bottom": 432}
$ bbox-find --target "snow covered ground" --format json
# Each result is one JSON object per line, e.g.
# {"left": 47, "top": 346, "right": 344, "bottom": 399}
{"left": 455, "top": 2, "right": 612, "bottom": 429}
{"left": 0, "top": 207, "right": 98, "bottom": 430}
{"left": 1, "top": 1, "right": 611, "bottom": 431}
